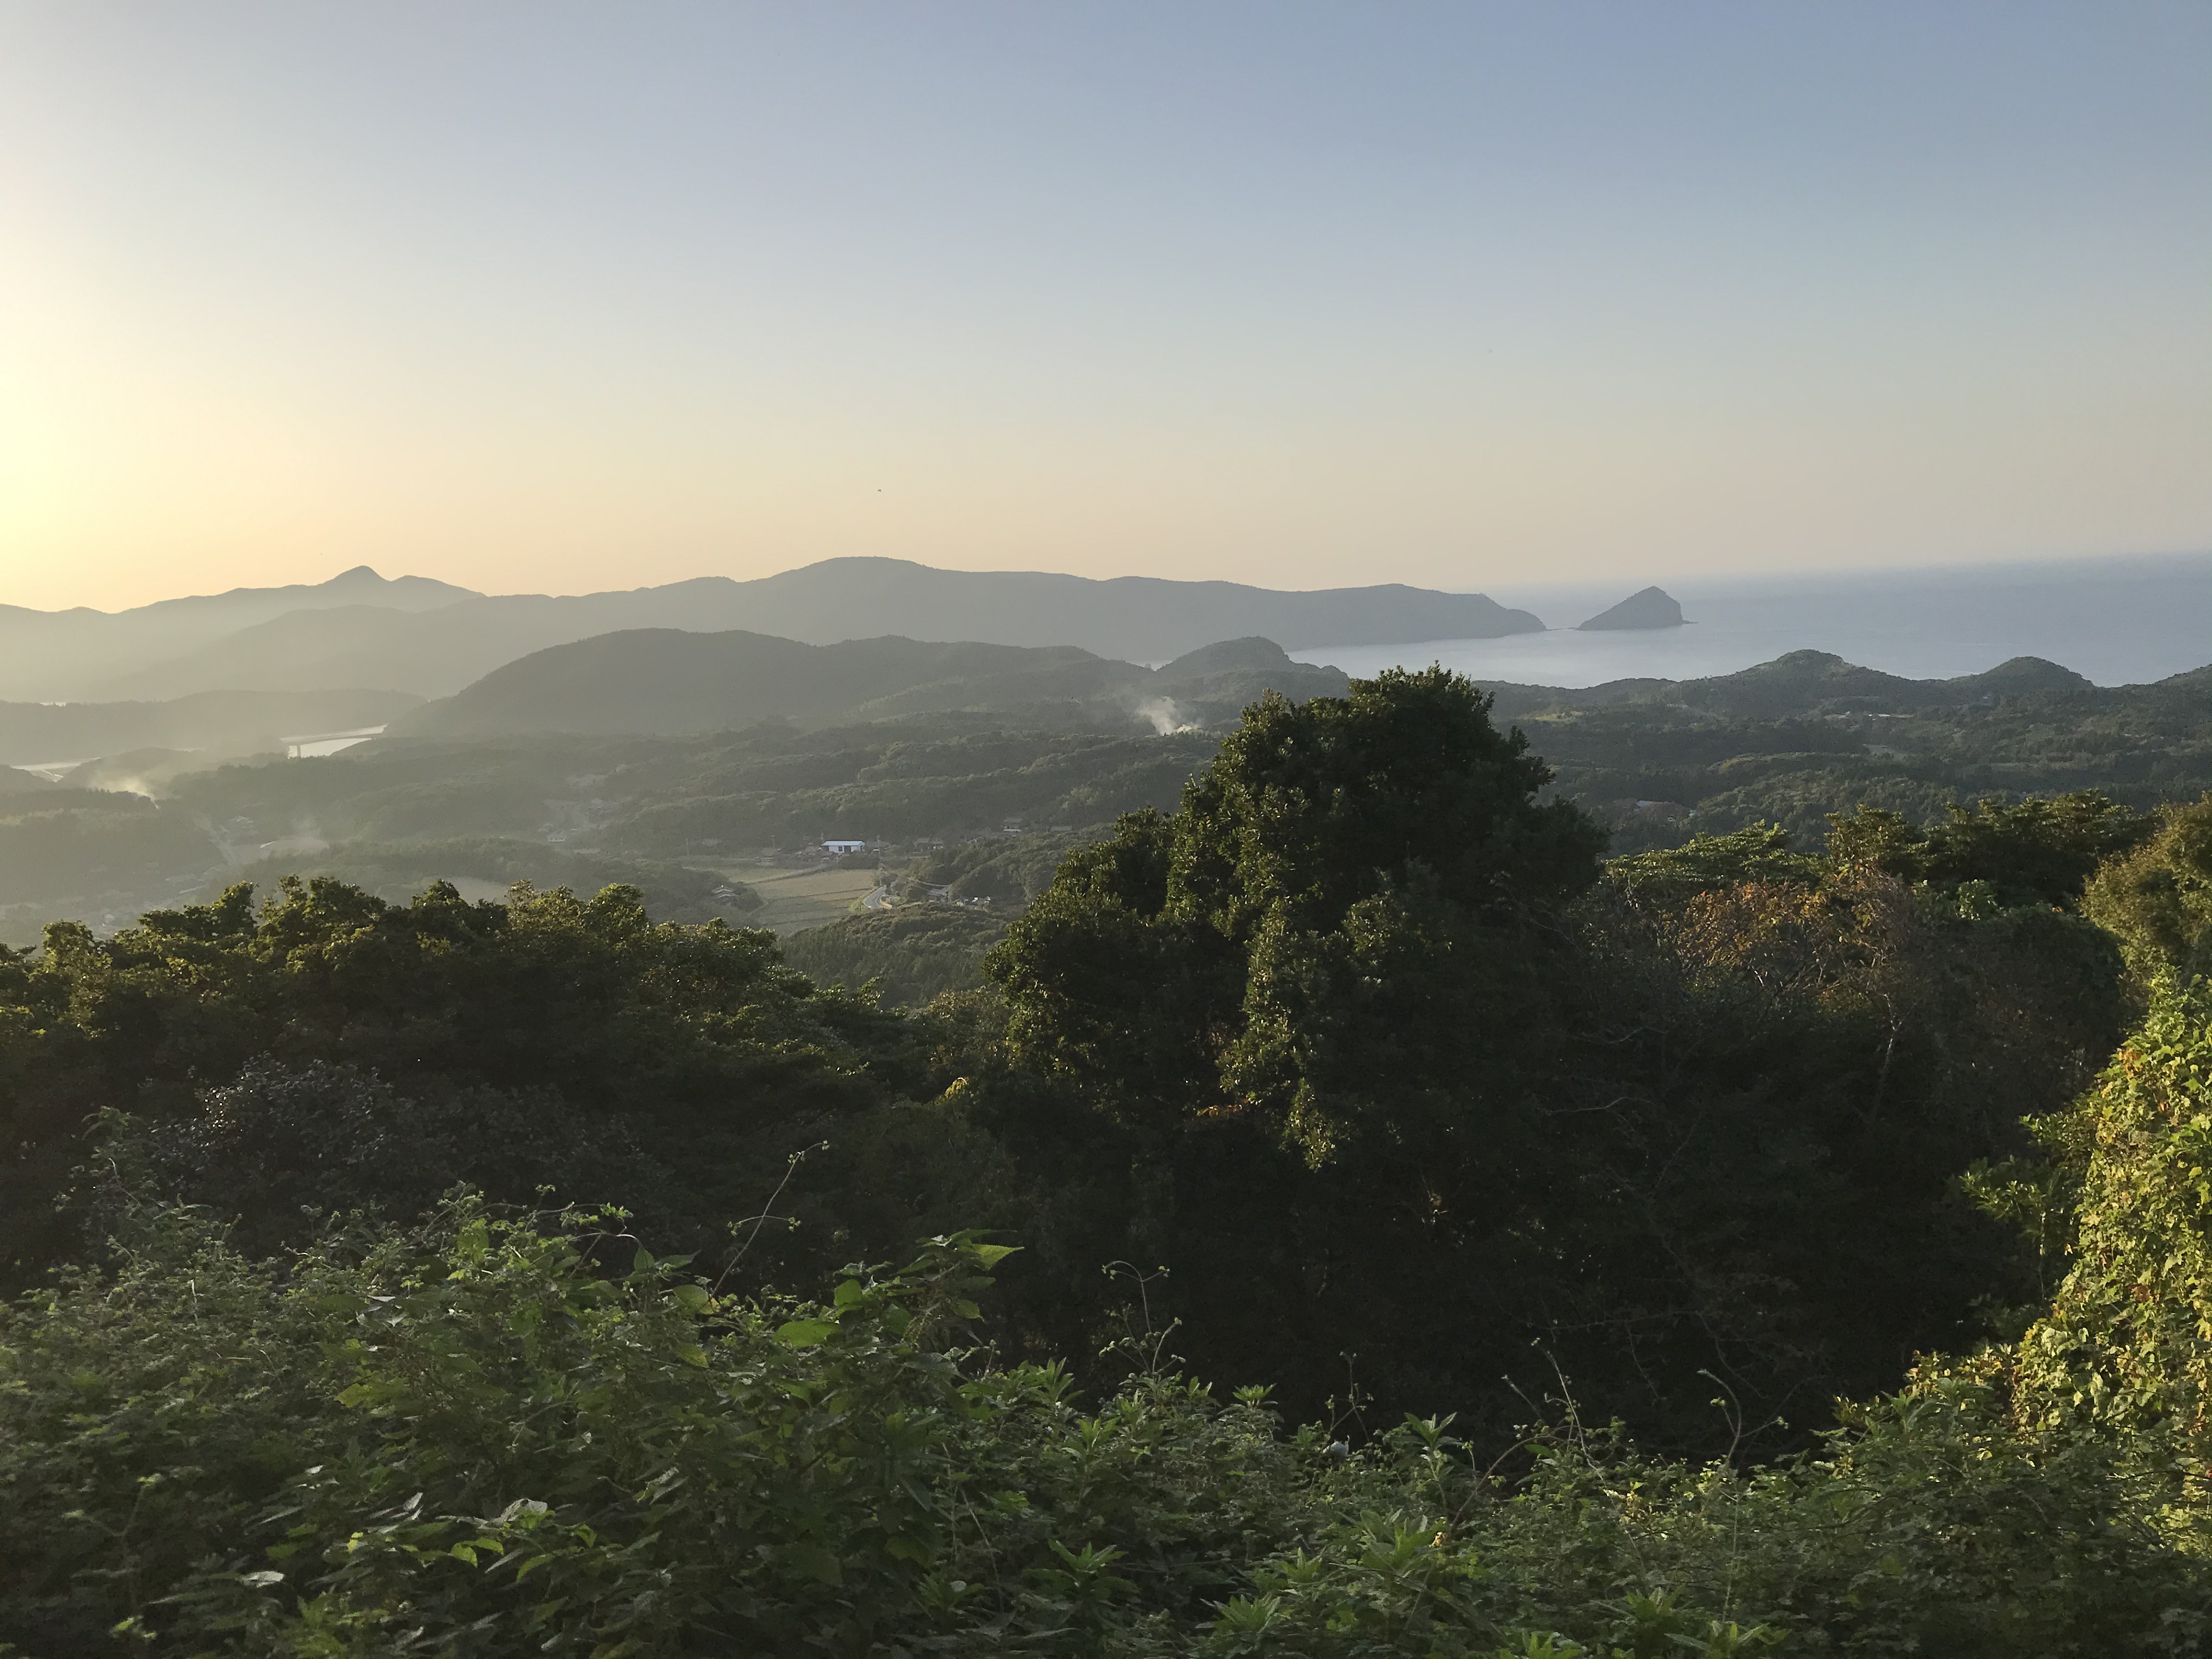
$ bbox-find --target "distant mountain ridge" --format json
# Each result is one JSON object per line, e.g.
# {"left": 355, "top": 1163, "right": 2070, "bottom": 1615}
{"left": 392, "top": 630, "right": 1350, "bottom": 739}
{"left": 0, "top": 565, "right": 478, "bottom": 631}
{"left": 680, "top": 558, "right": 1543, "bottom": 661}
{"left": 0, "top": 568, "right": 481, "bottom": 702}
{"left": 1481, "top": 648, "right": 2109, "bottom": 721}
{"left": 10, "top": 558, "right": 1539, "bottom": 703}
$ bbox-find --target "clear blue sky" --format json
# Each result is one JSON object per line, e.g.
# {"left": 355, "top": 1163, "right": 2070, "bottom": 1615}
{"left": 2, "top": 1, "right": 2205, "bottom": 608}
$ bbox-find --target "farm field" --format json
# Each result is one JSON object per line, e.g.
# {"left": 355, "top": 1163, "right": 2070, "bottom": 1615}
{"left": 711, "top": 859, "right": 882, "bottom": 934}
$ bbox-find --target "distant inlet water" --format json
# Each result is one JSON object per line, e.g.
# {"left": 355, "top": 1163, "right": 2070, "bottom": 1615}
{"left": 1295, "top": 554, "right": 2212, "bottom": 689}
{"left": 284, "top": 726, "right": 385, "bottom": 759}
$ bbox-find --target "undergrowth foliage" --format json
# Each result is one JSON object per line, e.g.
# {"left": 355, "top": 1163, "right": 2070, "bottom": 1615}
{"left": 2011, "top": 979, "right": 2212, "bottom": 1485}
{"left": 3, "top": 1195, "right": 2204, "bottom": 1657}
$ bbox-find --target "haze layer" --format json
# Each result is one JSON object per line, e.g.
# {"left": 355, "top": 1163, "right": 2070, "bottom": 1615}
{"left": 2, "top": 3, "right": 2207, "bottom": 608}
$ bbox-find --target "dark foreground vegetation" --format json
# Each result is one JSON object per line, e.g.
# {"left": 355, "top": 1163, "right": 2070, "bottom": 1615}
{"left": 7, "top": 667, "right": 2212, "bottom": 1654}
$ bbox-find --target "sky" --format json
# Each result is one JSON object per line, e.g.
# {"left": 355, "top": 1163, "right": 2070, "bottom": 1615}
{"left": 1, "top": 2, "right": 2207, "bottom": 613}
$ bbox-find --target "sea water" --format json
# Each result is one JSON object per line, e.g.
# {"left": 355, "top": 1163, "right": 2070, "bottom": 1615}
{"left": 1295, "top": 552, "right": 2212, "bottom": 690}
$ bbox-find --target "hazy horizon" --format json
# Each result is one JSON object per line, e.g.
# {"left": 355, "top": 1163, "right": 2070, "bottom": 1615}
{"left": 4, "top": 544, "right": 2209, "bottom": 625}
{"left": 4, "top": 3, "right": 2207, "bottom": 612}
{"left": 2, "top": 548, "right": 2203, "bottom": 710}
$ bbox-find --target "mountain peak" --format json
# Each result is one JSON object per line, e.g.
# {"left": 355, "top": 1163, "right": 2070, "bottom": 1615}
{"left": 1577, "top": 586, "right": 1686, "bottom": 631}
{"left": 1155, "top": 637, "right": 1294, "bottom": 679}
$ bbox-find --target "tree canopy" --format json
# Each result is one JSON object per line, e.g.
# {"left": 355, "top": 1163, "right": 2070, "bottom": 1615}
{"left": 0, "top": 876, "right": 912, "bottom": 1279}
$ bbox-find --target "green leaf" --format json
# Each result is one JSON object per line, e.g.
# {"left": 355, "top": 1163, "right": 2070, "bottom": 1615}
{"left": 786, "top": 1543, "right": 844, "bottom": 1585}
{"left": 970, "top": 1243, "right": 1022, "bottom": 1268}
{"left": 777, "top": 1319, "right": 838, "bottom": 1347}
{"left": 669, "top": 1284, "right": 712, "bottom": 1314}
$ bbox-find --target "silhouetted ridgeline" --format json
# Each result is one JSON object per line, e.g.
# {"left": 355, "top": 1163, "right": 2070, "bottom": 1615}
{"left": 0, "top": 566, "right": 472, "bottom": 702}
{"left": 0, "top": 558, "right": 1536, "bottom": 702}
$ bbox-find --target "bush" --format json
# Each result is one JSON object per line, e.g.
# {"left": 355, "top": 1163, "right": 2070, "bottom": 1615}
{"left": 781, "top": 906, "right": 1008, "bottom": 1007}
{"left": 0, "top": 876, "right": 918, "bottom": 1283}
{"left": 2083, "top": 793, "right": 2212, "bottom": 984}
{"left": 80, "top": 1059, "right": 678, "bottom": 1255}
{"left": 5, "top": 1198, "right": 2204, "bottom": 1657}
{"left": 2011, "top": 978, "right": 2212, "bottom": 1494}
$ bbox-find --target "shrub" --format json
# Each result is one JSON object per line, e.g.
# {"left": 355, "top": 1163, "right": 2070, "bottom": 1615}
{"left": 4, "top": 1198, "right": 2205, "bottom": 1657}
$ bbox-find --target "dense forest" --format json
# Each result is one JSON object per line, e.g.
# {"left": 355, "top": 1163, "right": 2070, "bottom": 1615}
{"left": 1498, "top": 650, "right": 2212, "bottom": 853}
{"left": 9, "top": 641, "right": 2211, "bottom": 959}
{"left": 7, "top": 666, "right": 2212, "bottom": 1653}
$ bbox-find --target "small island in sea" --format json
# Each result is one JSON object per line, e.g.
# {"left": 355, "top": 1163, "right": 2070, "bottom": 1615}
{"left": 1577, "top": 585, "right": 1686, "bottom": 630}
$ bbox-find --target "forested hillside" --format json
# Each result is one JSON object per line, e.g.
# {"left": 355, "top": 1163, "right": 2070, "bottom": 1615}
{"left": 7, "top": 667, "right": 2212, "bottom": 1652}
{"left": 1503, "top": 650, "right": 2212, "bottom": 850}
{"left": 391, "top": 630, "right": 1347, "bottom": 738}
{"left": 12, "top": 642, "right": 2212, "bottom": 961}
{"left": 0, "top": 718, "right": 1227, "bottom": 946}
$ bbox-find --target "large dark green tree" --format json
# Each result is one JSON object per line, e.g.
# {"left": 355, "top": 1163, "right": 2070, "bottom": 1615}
{"left": 993, "top": 667, "right": 1606, "bottom": 1152}
{"left": 986, "top": 671, "right": 1646, "bottom": 1433}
